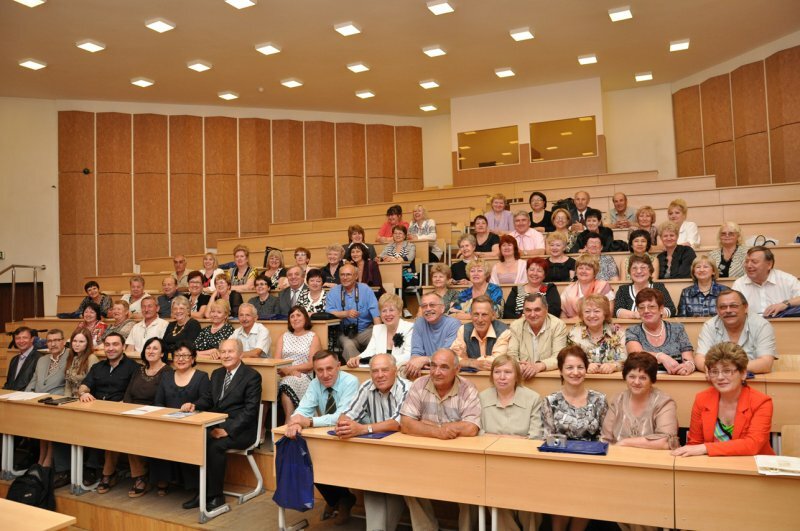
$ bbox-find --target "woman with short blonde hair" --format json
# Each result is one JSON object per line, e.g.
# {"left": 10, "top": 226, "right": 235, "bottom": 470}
{"left": 707, "top": 221, "right": 748, "bottom": 278}
{"left": 486, "top": 192, "right": 514, "bottom": 235}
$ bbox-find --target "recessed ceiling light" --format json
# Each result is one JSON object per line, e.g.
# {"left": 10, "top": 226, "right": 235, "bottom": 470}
{"left": 76, "top": 39, "right": 106, "bottom": 53}
{"left": 458, "top": 146, "right": 471, "bottom": 150}
{"left": 14, "top": 0, "right": 46, "bottom": 7}
{"left": 19, "top": 58, "right": 46, "bottom": 70}
{"left": 419, "top": 80, "right": 439, "bottom": 89}
{"left": 635, "top": 71, "right": 653, "bottom": 82}
{"left": 578, "top": 116, "right": 594, "bottom": 122}
{"left": 670, "top": 39, "right": 691, "bottom": 52}
{"left": 560, "top": 131, "right": 573, "bottom": 136}
{"left": 578, "top": 54, "right": 597, "bottom": 65}
{"left": 427, "top": 0, "right": 454, "bottom": 15}
{"left": 355, "top": 90, "right": 375, "bottom": 99}
{"left": 218, "top": 91, "right": 239, "bottom": 100}
{"left": 508, "top": 140, "right": 518, "bottom": 144}
{"left": 255, "top": 42, "right": 281, "bottom": 56}
{"left": 281, "top": 78, "right": 303, "bottom": 88}
{"left": 420, "top": 104, "right": 437, "bottom": 112}
{"left": 225, "top": 0, "right": 256, "bottom": 9}
{"left": 495, "top": 67, "right": 515, "bottom": 78}
{"left": 335, "top": 22, "right": 361, "bottom": 36}
{"left": 423, "top": 46, "right": 446, "bottom": 58}
{"left": 509, "top": 27, "right": 534, "bottom": 41}
{"left": 463, "top": 131, "right": 476, "bottom": 135}
{"left": 501, "top": 152, "right": 512, "bottom": 156}
{"left": 187, "top": 60, "right": 212, "bottom": 72}
{"left": 608, "top": 6, "right": 632, "bottom": 22}
{"left": 347, "top": 62, "right": 370, "bottom": 73}
{"left": 145, "top": 18, "right": 175, "bottom": 33}
{"left": 457, "top": 157, "right": 466, "bottom": 161}
{"left": 131, "top": 77, "right": 154, "bottom": 88}
{"left": 582, "top": 152, "right": 595, "bottom": 156}
{"left": 546, "top": 146, "right": 558, "bottom": 151}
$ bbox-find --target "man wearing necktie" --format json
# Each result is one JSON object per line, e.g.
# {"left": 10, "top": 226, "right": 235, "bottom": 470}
{"left": 285, "top": 350, "right": 360, "bottom": 525}
{"left": 182, "top": 338, "right": 262, "bottom": 511}
{"left": 277, "top": 265, "right": 308, "bottom": 315}
{"left": 3, "top": 326, "right": 41, "bottom": 391}
{"left": 571, "top": 190, "right": 591, "bottom": 232}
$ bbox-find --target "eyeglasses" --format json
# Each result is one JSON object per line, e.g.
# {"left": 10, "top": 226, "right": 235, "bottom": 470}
{"left": 708, "top": 368, "right": 739, "bottom": 378}
{"left": 295, "top": 253, "right": 307, "bottom": 258}
{"left": 174, "top": 353, "right": 193, "bottom": 360}
{"left": 720, "top": 231, "right": 737, "bottom": 237}
{"left": 420, "top": 303, "right": 444, "bottom": 309}
{"left": 637, "top": 304, "right": 660, "bottom": 312}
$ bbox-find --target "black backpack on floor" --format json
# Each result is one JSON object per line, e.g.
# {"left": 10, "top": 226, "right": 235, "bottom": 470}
{"left": 6, "top": 464, "right": 56, "bottom": 510}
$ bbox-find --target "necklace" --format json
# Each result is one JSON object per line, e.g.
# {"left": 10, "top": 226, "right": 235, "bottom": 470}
{"left": 172, "top": 321, "right": 186, "bottom": 336}
{"left": 644, "top": 321, "right": 665, "bottom": 338}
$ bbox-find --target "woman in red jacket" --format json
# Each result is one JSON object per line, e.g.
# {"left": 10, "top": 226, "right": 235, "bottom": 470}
{"left": 672, "top": 341, "right": 774, "bottom": 457}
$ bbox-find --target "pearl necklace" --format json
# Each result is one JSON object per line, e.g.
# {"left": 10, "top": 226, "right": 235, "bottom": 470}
{"left": 643, "top": 321, "right": 665, "bottom": 338}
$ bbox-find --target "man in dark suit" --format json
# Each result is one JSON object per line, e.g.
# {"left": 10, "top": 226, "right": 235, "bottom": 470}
{"left": 276, "top": 265, "right": 307, "bottom": 316}
{"left": 3, "top": 326, "right": 41, "bottom": 390}
{"left": 182, "top": 338, "right": 262, "bottom": 511}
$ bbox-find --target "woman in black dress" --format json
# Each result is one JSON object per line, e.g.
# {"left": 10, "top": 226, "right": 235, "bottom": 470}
{"left": 153, "top": 341, "right": 211, "bottom": 496}
{"left": 528, "top": 191, "right": 554, "bottom": 233}
{"left": 163, "top": 296, "right": 201, "bottom": 356}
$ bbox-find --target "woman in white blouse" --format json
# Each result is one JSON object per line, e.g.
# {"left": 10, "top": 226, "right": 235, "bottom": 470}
{"left": 346, "top": 293, "right": 413, "bottom": 368}
{"left": 408, "top": 204, "right": 443, "bottom": 262}
{"left": 667, "top": 198, "right": 700, "bottom": 249}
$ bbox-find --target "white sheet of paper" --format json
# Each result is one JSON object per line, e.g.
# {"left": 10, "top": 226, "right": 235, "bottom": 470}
{"left": 121, "top": 405, "right": 165, "bottom": 416}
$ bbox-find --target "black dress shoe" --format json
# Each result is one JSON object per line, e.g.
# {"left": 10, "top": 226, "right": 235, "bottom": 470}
{"left": 53, "top": 472, "right": 70, "bottom": 489}
{"left": 207, "top": 495, "right": 227, "bottom": 511}
{"left": 182, "top": 495, "right": 200, "bottom": 510}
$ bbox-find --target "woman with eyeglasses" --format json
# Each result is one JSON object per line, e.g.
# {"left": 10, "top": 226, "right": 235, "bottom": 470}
{"left": 625, "top": 288, "right": 696, "bottom": 376}
{"left": 614, "top": 255, "right": 676, "bottom": 319}
{"left": 153, "top": 341, "right": 211, "bottom": 497}
{"left": 672, "top": 342, "right": 773, "bottom": 457}
{"left": 186, "top": 271, "right": 211, "bottom": 319}
{"left": 527, "top": 191, "right": 554, "bottom": 233}
{"left": 449, "top": 259, "right": 504, "bottom": 319}
{"left": 293, "top": 246, "right": 312, "bottom": 276}
{"left": 707, "top": 222, "right": 749, "bottom": 278}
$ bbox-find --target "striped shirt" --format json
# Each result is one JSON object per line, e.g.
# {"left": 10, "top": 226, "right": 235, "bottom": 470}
{"left": 343, "top": 377, "right": 411, "bottom": 424}
{"left": 400, "top": 375, "right": 482, "bottom": 428}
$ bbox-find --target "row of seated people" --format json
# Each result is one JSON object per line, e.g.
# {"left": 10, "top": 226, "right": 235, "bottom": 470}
{"left": 279, "top": 341, "right": 773, "bottom": 530}
{"left": 2, "top": 319, "right": 775, "bottom": 529}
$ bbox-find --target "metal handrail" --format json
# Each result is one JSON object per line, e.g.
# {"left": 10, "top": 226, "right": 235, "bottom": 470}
{"left": 0, "top": 264, "right": 47, "bottom": 322}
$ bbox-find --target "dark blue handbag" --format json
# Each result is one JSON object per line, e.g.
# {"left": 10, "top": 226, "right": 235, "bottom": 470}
{"left": 538, "top": 440, "right": 609, "bottom": 455}
{"left": 272, "top": 434, "right": 315, "bottom": 511}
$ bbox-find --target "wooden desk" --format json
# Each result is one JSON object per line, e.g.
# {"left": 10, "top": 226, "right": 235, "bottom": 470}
{"left": 484, "top": 438, "right": 675, "bottom": 528}
{"left": 0, "top": 392, "right": 228, "bottom": 523}
{"left": 764, "top": 371, "right": 800, "bottom": 431}
{"left": 0, "top": 498, "right": 76, "bottom": 531}
{"left": 674, "top": 455, "right": 800, "bottom": 530}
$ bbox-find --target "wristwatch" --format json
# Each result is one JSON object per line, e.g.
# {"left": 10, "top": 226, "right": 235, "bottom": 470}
{"left": 783, "top": 299, "right": 792, "bottom": 308}
{"left": 367, "top": 425, "right": 373, "bottom": 434}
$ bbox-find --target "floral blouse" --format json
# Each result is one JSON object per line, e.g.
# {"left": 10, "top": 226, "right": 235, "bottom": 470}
{"left": 567, "top": 323, "right": 627, "bottom": 365}
{"left": 298, "top": 290, "right": 327, "bottom": 315}
{"left": 195, "top": 323, "right": 235, "bottom": 351}
{"left": 542, "top": 389, "right": 608, "bottom": 441}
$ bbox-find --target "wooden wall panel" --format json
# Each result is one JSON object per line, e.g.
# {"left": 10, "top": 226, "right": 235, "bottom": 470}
{"left": 272, "top": 175, "right": 305, "bottom": 223}
{"left": 169, "top": 174, "right": 202, "bottom": 234}
{"left": 58, "top": 172, "right": 95, "bottom": 235}
{"left": 367, "top": 124, "right": 396, "bottom": 203}
{"left": 731, "top": 62, "right": 768, "bottom": 137}
{"left": 95, "top": 172, "right": 132, "bottom": 234}
{"left": 705, "top": 141, "right": 736, "bottom": 187}
{"left": 169, "top": 116, "right": 203, "bottom": 174}
{"left": 96, "top": 113, "right": 131, "bottom": 174}
{"left": 765, "top": 45, "right": 800, "bottom": 129}
{"left": 672, "top": 86, "right": 703, "bottom": 155}
{"left": 133, "top": 114, "right": 167, "bottom": 174}
{"left": 204, "top": 117, "right": 237, "bottom": 176}
{"left": 396, "top": 126, "right": 423, "bottom": 192}
{"left": 133, "top": 173, "right": 168, "bottom": 257}
{"left": 272, "top": 120, "right": 304, "bottom": 176}
{"left": 239, "top": 119, "right": 271, "bottom": 235}
{"left": 304, "top": 122, "right": 335, "bottom": 177}
{"left": 170, "top": 233, "right": 205, "bottom": 256}
{"left": 204, "top": 117, "right": 238, "bottom": 248}
{"left": 135, "top": 234, "right": 169, "bottom": 264}
{"left": 239, "top": 118, "right": 270, "bottom": 176}
{"left": 59, "top": 234, "right": 96, "bottom": 294}
{"left": 700, "top": 74, "right": 734, "bottom": 146}
{"left": 58, "top": 111, "right": 94, "bottom": 173}
{"left": 97, "top": 234, "right": 133, "bottom": 275}
{"left": 735, "top": 132, "right": 770, "bottom": 186}
{"left": 336, "top": 123, "right": 366, "bottom": 207}
{"left": 770, "top": 123, "right": 800, "bottom": 184}
{"left": 306, "top": 176, "right": 336, "bottom": 219}
{"left": 677, "top": 150, "right": 705, "bottom": 178}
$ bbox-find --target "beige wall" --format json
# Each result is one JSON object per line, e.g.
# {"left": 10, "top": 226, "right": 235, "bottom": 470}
{"left": 421, "top": 114, "right": 453, "bottom": 187}
{"left": 603, "top": 83, "right": 678, "bottom": 179}
{"left": 0, "top": 97, "right": 60, "bottom": 315}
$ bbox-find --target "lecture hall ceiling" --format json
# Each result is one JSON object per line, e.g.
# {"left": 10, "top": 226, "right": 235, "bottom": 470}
{"left": 1, "top": 0, "right": 799, "bottom": 115}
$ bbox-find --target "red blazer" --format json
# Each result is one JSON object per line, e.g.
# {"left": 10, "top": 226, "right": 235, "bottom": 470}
{"left": 688, "top": 385, "right": 774, "bottom": 456}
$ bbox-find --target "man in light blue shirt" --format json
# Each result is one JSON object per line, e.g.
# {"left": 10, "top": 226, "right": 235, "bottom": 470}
{"left": 285, "top": 350, "right": 359, "bottom": 524}
{"left": 325, "top": 263, "right": 381, "bottom": 360}
{"left": 406, "top": 292, "right": 462, "bottom": 378}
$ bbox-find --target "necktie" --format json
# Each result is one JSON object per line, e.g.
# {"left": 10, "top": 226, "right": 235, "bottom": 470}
{"left": 579, "top": 213, "right": 585, "bottom": 225}
{"left": 291, "top": 290, "right": 298, "bottom": 306}
{"left": 14, "top": 354, "right": 28, "bottom": 379}
{"left": 324, "top": 388, "right": 336, "bottom": 415}
{"left": 221, "top": 371, "right": 232, "bottom": 399}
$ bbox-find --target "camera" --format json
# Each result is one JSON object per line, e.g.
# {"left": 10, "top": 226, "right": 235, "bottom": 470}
{"left": 342, "top": 323, "right": 359, "bottom": 339}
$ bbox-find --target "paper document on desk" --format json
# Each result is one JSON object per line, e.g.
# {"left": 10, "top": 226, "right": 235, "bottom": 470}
{"left": 755, "top": 455, "right": 800, "bottom": 476}
{"left": 0, "top": 392, "right": 49, "bottom": 401}
{"left": 163, "top": 411, "right": 198, "bottom": 419}
{"left": 121, "top": 405, "right": 164, "bottom": 416}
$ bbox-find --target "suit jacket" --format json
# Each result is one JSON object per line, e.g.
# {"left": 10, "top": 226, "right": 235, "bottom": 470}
{"left": 277, "top": 285, "right": 308, "bottom": 316}
{"left": 688, "top": 385, "right": 774, "bottom": 456}
{"left": 196, "top": 363, "right": 262, "bottom": 444}
{"left": 3, "top": 349, "right": 42, "bottom": 391}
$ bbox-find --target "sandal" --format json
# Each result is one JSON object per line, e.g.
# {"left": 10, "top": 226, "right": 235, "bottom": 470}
{"left": 157, "top": 482, "right": 169, "bottom": 497}
{"left": 96, "top": 473, "right": 117, "bottom": 494}
{"left": 128, "top": 476, "right": 150, "bottom": 498}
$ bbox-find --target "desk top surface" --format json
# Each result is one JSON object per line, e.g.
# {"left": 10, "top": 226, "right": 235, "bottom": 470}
{"left": 0, "top": 499, "right": 76, "bottom": 531}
